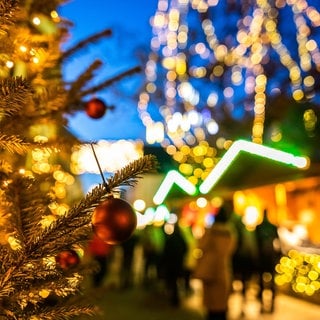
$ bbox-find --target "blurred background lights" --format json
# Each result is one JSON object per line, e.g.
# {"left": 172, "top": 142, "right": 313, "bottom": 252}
{"left": 133, "top": 199, "right": 146, "bottom": 212}
{"left": 167, "top": 213, "right": 178, "bottom": 224}
{"left": 275, "top": 249, "right": 320, "bottom": 296}
{"left": 242, "top": 205, "right": 260, "bottom": 229}
{"left": 143, "top": 207, "right": 156, "bottom": 224}
{"left": 6, "top": 60, "right": 14, "bottom": 68}
{"left": 32, "top": 16, "right": 41, "bottom": 25}
{"left": 71, "top": 139, "right": 143, "bottom": 174}
{"left": 153, "top": 204, "right": 170, "bottom": 224}
{"left": 196, "top": 196, "right": 208, "bottom": 208}
{"left": 137, "top": 0, "right": 320, "bottom": 185}
{"left": 206, "top": 120, "right": 219, "bottom": 134}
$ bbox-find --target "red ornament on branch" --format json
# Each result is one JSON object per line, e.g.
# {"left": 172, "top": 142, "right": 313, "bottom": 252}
{"left": 55, "top": 249, "right": 80, "bottom": 270}
{"left": 85, "top": 97, "right": 107, "bottom": 119}
{"left": 92, "top": 197, "right": 137, "bottom": 245}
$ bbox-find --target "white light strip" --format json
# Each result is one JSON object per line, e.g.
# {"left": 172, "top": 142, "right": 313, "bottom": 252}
{"left": 199, "top": 140, "right": 309, "bottom": 194}
{"left": 153, "top": 170, "right": 197, "bottom": 205}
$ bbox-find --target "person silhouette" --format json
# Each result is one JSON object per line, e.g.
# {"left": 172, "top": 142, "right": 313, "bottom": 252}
{"left": 255, "top": 209, "right": 280, "bottom": 313}
{"left": 120, "top": 233, "right": 139, "bottom": 289}
{"left": 193, "top": 205, "right": 237, "bottom": 320}
{"left": 230, "top": 211, "right": 259, "bottom": 298}
{"left": 140, "top": 225, "right": 165, "bottom": 287}
{"left": 161, "top": 223, "right": 187, "bottom": 307}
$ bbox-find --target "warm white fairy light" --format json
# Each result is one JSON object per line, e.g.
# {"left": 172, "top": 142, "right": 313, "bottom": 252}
{"left": 138, "top": 0, "right": 320, "bottom": 181}
{"left": 50, "top": 11, "right": 59, "bottom": 20}
{"left": 19, "top": 45, "right": 27, "bottom": 53}
{"left": 32, "top": 17, "right": 41, "bottom": 26}
{"left": 6, "top": 61, "right": 14, "bottom": 68}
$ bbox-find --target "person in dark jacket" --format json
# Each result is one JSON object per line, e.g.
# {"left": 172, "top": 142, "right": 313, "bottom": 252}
{"left": 230, "top": 211, "right": 259, "bottom": 297}
{"left": 161, "top": 223, "right": 187, "bottom": 307}
{"left": 255, "top": 209, "right": 280, "bottom": 313}
{"left": 120, "top": 233, "right": 139, "bottom": 289}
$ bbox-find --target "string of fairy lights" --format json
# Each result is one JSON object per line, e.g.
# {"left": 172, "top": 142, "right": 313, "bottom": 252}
{"left": 137, "top": 0, "right": 320, "bottom": 186}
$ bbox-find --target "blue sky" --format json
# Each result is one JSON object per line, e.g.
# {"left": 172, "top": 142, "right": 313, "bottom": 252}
{"left": 59, "top": 0, "right": 158, "bottom": 142}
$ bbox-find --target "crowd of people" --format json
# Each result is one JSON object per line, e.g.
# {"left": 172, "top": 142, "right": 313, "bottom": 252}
{"left": 193, "top": 205, "right": 280, "bottom": 320}
{"left": 85, "top": 202, "right": 281, "bottom": 320}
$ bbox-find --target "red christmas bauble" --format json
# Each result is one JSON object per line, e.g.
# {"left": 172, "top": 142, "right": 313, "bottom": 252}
{"left": 92, "top": 197, "right": 137, "bottom": 245}
{"left": 85, "top": 98, "right": 107, "bottom": 119}
{"left": 55, "top": 250, "right": 80, "bottom": 270}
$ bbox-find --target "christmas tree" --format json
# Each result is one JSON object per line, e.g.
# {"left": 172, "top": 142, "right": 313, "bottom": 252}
{"left": 0, "top": 0, "right": 156, "bottom": 318}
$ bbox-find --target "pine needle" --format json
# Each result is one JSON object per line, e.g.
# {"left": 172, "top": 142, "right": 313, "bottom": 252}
{"left": 25, "top": 154, "right": 158, "bottom": 257}
{"left": 0, "top": 77, "right": 32, "bottom": 118}
{"left": 104, "top": 154, "right": 158, "bottom": 192}
{"left": 81, "top": 66, "right": 142, "bottom": 96}
{"left": 62, "top": 28, "right": 112, "bottom": 60}
{"left": 0, "top": 134, "right": 31, "bottom": 154}
{"left": 0, "top": 0, "right": 18, "bottom": 35}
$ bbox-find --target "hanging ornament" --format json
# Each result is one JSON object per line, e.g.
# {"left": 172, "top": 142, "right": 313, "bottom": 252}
{"left": 55, "top": 249, "right": 80, "bottom": 270}
{"left": 85, "top": 97, "right": 107, "bottom": 119}
{"left": 92, "top": 196, "right": 137, "bottom": 245}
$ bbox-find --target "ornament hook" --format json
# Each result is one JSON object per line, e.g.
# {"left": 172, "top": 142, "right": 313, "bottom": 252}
{"left": 90, "top": 142, "right": 107, "bottom": 187}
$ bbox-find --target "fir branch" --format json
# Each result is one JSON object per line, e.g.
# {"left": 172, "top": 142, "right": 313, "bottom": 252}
{"left": 10, "top": 269, "right": 81, "bottom": 301}
{"left": 0, "top": 134, "right": 31, "bottom": 154}
{"left": 0, "top": 76, "right": 31, "bottom": 96}
{"left": 0, "top": 183, "right": 25, "bottom": 253}
{"left": 23, "top": 1, "right": 68, "bottom": 17}
{"left": 0, "top": 255, "right": 95, "bottom": 310}
{"left": 0, "top": 160, "right": 12, "bottom": 178}
{"left": 0, "top": 155, "right": 158, "bottom": 316}
{"left": 12, "top": 175, "right": 53, "bottom": 241}
{"left": 0, "top": 134, "right": 57, "bottom": 155}
{"left": 26, "top": 304, "right": 97, "bottom": 320}
{"left": 38, "top": 130, "right": 80, "bottom": 152}
{"left": 35, "top": 224, "right": 93, "bottom": 258}
{"left": 104, "top": 154, "right": 158, "bottom": 192}
{"left": 31, "top": 84, "right": 68, "bottom": 113}
{"left": 0, "top": 256, "right": 96, "bottom": 317}
{"left": 27, "top": 155, "right": 158, "bottom": 256}
{"left": 65, "top": 60, "right": 103, "bottom": 108}
{"left": 62, "top": 28, "right": 112, "bottom": 60}
{"left": 0, "top": 261, "right": 16, "bottom": 298}
{"left": 0, "top": 0, "right": 19, "bottom": 35}
{"left": 46, "top": 93, "right": 68, "bottom": 112}
{"left": 0, "top": 77, "right": 32, "bottom": 118}
{"left": 81, "top": 66, "right": 142, "bottom": 97}
{"left": 1, "top": 303, "right": 96, "bottom": 320}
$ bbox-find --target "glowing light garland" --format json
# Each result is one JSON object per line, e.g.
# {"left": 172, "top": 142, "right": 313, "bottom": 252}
{"left": 153, "top": 170, "right": 197, "bottom": 204}
{"left": 153, "top": 140, "right": 308, "bottom": 204}
{"left": 199, "top": 139, "right": 309, "bottom": 194}
{"left": 138, "top": 0, "right": 320, "bottom": 150}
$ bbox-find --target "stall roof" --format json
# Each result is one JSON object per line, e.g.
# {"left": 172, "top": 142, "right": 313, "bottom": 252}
{"left": 150, "top": 140, "right": 320, "bottom": 205}
{"left": 199, "top": 140, "right": 319, "bottom": 195}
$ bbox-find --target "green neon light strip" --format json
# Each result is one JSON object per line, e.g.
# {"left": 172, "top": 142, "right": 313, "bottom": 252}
{"left": 153, "top": 170, "right": 197, "bottom": 205}
{"left": 199, "top": 140, "right": 309, "bottom": 195}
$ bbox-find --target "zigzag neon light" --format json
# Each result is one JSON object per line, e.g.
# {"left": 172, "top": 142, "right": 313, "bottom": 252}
{"left": 153, "top": 170, "right": 197, "bottom": 205}
{"left": 199, "top": 140, "right": 309, "bottom": 195}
